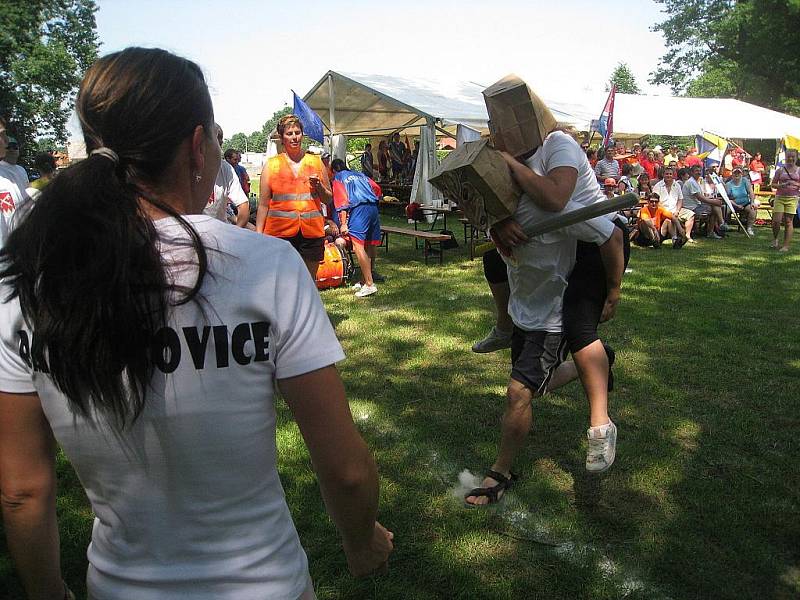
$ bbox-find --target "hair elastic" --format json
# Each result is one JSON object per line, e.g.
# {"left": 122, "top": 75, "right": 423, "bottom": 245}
{"left": 90, "top": 147, "right": 119, "bottom": 164}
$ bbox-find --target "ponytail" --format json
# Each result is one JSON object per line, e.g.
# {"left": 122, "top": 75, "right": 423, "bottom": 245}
{"left": 0, "top": 47, "right": 213, "bottom": 427}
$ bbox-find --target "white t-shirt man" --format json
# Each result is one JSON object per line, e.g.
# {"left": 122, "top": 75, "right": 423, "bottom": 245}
{"left": 0, "top": 161, "right": 31, "bottom": 246}
{"left": 203, "top": 160, "right": 249, "bottom": 222}
{"left": 0, "top": 216, "right": 344, "bottom": 599}
{"left": 652, "top": 178, "right": 683, "bottom": 212}
{"left": 504, "top": 131, "right": 616, "bottom": 332}
{"left": 682, "top": 177, "right": 708, "bottom": 210}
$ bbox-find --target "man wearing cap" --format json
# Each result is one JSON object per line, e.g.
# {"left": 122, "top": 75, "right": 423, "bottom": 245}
{"left": 602, "top": 177, "right": 619, "bottom": 199}
{"left": 0, "top": 127, "right": 31, "bottom": 246}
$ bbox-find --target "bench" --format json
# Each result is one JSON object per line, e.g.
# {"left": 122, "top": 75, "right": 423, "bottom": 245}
{"left": 380, "top": 225, "right": 454, "bottom": 264}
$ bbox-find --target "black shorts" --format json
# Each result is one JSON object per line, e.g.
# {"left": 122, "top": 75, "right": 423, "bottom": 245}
{"left": 510, "top": 328, "right": 569, "bottom": 395}
{"left": 285, "top": 233, "right": 325, "bottom": 262}
{"left": 482, "top": 247, "right": 508, "bottom": 284}
{"left": 563, "top": 219, "right": 630, "bottom": 353}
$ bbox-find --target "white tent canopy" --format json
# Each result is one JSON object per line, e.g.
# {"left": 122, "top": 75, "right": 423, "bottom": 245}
{"left": 303, "top": 71, "right": 800, "bottom": 140}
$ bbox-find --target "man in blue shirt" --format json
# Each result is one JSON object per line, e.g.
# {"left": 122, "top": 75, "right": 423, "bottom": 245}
{"left": 331, "top": 159, "right": 383, "bottom": 297}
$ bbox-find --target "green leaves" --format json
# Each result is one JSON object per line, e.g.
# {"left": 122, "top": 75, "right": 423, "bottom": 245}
{"left": 650, "top": 0, "right": 800, "bottom": 116}
{"left": 608, "top": 63, "right": 641, "bottom": 94}
{"left": 0, "top": 0, "right": 99, "bottom": 162}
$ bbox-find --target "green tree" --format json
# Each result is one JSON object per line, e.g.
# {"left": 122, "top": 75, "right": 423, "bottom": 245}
{"left": 607, "top": 62, "right": 641, "bottom": 94}
{"left": 247, "top": 130, "right": 267, "bottom": 153}
{"left": 261, "top": 104, "right": 292, "bottom": 137}
{"left": 650, "top": 0, "right": 800, "bottom": 115}
{"left": 0, "top": 0, "right": 99, "bottom": 162}
{"left": 224, "top": 132, "right": 248, "bottom": 153}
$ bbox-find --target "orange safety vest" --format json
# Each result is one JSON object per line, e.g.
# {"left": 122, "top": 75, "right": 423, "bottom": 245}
{"left": 264, "top": 153, "right": 325, "bottom": 238}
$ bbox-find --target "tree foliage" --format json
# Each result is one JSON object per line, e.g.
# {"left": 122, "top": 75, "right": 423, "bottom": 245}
{"left": 0, "top": 0, "right": 99, "bottom": 162}
{"left": 650, "top": 0, "right": 800, "bottom": 114}
{"left": 607, "top": 63, "right": 641, "bottom": 94}
{"left": 223, "top": 105, "right": 292, "bottom": 154}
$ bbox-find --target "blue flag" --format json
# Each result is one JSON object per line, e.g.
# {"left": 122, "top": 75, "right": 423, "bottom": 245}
{"left": 292, "top": 91, "right": 324, "bottom": 143}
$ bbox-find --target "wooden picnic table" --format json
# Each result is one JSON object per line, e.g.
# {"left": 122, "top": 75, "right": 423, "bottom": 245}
{"left": 380, "top": 225, "right": 453, "bottom": 265}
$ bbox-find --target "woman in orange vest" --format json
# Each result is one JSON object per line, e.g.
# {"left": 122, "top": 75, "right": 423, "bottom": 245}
{"left": 256, "top": 114, "right": 331, "bottom": 277}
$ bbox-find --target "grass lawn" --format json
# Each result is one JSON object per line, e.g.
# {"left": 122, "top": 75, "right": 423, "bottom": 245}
{"left": 2, "top": 215, "right": 799, "bottom": 599}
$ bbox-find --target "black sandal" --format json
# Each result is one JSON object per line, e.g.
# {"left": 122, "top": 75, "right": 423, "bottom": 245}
{"left": 464, "top": 469, "right": 518, "bottom": 507}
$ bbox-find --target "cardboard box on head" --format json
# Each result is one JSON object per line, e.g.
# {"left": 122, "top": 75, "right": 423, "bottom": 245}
{"left": 482, "top": 74, "right": 558, "bottom": 159}
{"left": 428, "top": 138, "right": 521, "bottom": 230}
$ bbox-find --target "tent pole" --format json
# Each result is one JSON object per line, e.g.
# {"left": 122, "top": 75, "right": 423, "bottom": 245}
{"left": 328, "top": 73, "right": 336, "bottom": 154}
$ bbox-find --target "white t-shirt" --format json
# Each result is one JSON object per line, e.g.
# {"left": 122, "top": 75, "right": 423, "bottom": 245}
{"left": 0, "top": 215, "right": 345, "bottom": 599}
{"left": 0, "top": 161, "right": 31, "bottom": 246}
{"left": 652, "top": 179, "right": 683, "bottom": 212}
{"left": 204, "top": 160, "right": 249, "bottom": 222}
{"left": 682, "top": 177, "right": 708, "bottom": 210}
{"left": 505, "top": 131, "right": 615, "bottom": 332}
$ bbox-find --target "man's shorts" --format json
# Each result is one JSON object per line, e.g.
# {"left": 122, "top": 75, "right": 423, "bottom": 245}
{"left": 510, "top": 328, "right": 569, "bottom": 396}
{"left": 694, "top": 204, "right": 712, "bottom": 217}
{"left": 285, "top": 233, "right": 325, "bottom": 262}
{"left": 347, "top": 203, "right": 381, "bottom": 245}
{"left": 676, "top": 207, "right": 695, "bottom": 222}
{"left": 773, "top": 195, "right": 798, "bottom": 215}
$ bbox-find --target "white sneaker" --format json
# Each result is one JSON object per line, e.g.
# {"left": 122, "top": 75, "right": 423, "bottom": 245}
{"left": 352, "top": 283, "right": 362, "bottom": 291}
{"left": 355, "top": 284, "right": 377, "bottom": 297}
{"left": 471, "top": 326, "right": 513, "bottom": 353}
{"left": 586, "top": 420, "right": 617, "bottom": 473}
{"left": 746, "top": 227, "right": 755, "bottom": 236}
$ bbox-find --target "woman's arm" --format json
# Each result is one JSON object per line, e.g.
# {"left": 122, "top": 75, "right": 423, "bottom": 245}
{"left": 499, "top": 151, "right": 578, "bottom": 212}
{"left": 597, "top": 227, "right": 624, "bottom": 322}
{"left": 255, "top": 166, "right": 273, "bottom": 233}
{"left": 278, "top": 365, "right": 393, "bottom": 577}
{"left": 0, "top": 391, "right": 63, "bottom": 600}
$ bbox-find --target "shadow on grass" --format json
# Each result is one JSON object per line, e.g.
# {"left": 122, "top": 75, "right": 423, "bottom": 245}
{"left": 5, "top": 225, "right": 798, "bottom": 599}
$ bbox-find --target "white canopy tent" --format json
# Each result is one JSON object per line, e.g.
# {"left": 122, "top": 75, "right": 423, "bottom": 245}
{"left": 299, "top": 71, "right": 800, "bottom": 203}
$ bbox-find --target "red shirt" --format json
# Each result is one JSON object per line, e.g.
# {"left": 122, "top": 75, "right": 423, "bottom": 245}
{"left": 640, "top": 158, "right": 657, "bottom": 180}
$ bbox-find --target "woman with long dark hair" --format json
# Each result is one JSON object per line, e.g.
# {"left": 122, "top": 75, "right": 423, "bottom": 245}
{"left": 0, "top": 47, "right": 392, "bottom": 599}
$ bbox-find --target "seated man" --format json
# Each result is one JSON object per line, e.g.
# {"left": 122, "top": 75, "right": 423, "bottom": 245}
{"left": 683, "top": 164, "right": 724, "bottom": 239}
{"left": 635, "top": 192, "right": 684, "bottom": 248}
{"left": 331, "top": 158, "right": 383, "bottom": 297}
{"left": 652, "top": 167, "right": 691, "bottom": 241}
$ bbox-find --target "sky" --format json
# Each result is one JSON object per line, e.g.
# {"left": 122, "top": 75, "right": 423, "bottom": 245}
{"left": 78, "top": 0, "right": 672, "bottom": 139}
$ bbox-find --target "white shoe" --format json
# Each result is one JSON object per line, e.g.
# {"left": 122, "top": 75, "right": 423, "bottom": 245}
{"left": 586, "top": 421, "right": 617, "bottom": 473}
{"left": 355, "top": 284, "right": 377, "bottom": 297}
{"left": 471, "top": 326, "right": 513, "bottom": 353}
{"left": 746, "top": 227, "right": 755, "bottom": 236}
{"left": 352, "top": 282, "right": 362, "bottom": 291}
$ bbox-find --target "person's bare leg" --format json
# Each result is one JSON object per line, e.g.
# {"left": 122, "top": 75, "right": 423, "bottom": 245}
{"left": 546, "top": 359, "right": 578, "bottom": 391}
{"left": 466, "top": 379, "right": 532, "bottom": 506}
{"left": 746, "top": 207, "right": 756, "bottom": 228}
{"left": 366, "top": 243, "right": 377, "bottom": 276}
{"left": 772, "top": 211, "right": 783, "bottom": 247}
{"left": 304, "top": 257, "right": 320, "bottom": 279}
{"left": 781, "top": 214, "right": 793, "bottom": 250}
{"left": 352, "top": 242, "right": 373, "bottom": 286}
{"left": 489, "top": 280, "right": 513, "bottom": 333}
{"left": 684, "top": 215, "right": 695, "bottom": 240}
{"left": 572, "top": 340, "right": 610, "bottom": 427}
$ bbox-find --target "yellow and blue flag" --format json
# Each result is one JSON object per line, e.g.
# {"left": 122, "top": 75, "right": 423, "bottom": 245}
{"left": 695, "top": 131, "right": 730, "bottom": 168}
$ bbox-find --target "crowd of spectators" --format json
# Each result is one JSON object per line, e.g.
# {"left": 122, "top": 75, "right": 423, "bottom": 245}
{"left": 588, "top": 141, "right": 772, "bottom": 248}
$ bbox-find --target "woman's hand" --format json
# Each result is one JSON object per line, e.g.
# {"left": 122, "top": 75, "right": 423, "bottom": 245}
{"left": 600, "top": 287, "right": 621, "bottom": 322}
{"left": 490, "top": 218, "right": 528, "bottom": 257}
{"left": 344, "top": 521, "right": 394, "bottom": 577}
